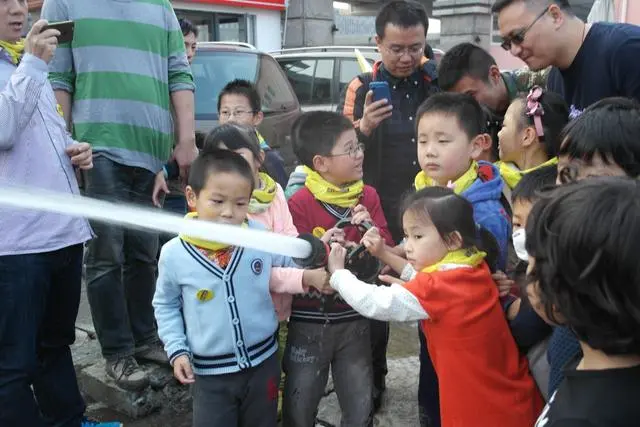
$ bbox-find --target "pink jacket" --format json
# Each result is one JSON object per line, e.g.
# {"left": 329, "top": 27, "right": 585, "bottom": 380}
{"left": 248, "top": 184, "right": 305, "bottom": 320}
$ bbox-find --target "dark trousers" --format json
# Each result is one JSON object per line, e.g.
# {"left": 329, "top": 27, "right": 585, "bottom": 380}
{"left": 370, "top": 319, "right": 389, "bottom": 391}
{"left": 192, "top": 352, "right": 280, "bottom": 427}
{"left": 159, "top": 194, "right": 187, "bottom": 251}
{"left": 0, "top": 245, "right": 86, "bottom": 427}
{"left": 84, "top": 156, "right": 159, "bottom": 360}
{"left": 418, "top": 324, "right": 441, "bottom": 427}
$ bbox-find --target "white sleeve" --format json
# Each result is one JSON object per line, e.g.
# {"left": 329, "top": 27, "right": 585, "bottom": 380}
{"left": 330, "top": 269, "right": 429, "bottom": 321}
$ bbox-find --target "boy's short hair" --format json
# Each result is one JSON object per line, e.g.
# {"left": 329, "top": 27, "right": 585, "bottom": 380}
{"left": 438, "top": 43, "right": 497, "bottom": 92}
{"left": 188, "top": 149, "right": 255, "bottom": 195}
{"left": 416, "top": 92, "right": 485, "bottom": 140}
{"left": 558, "top": 97, "right": 640, "bottom": 179}
{"left": 525, "top": 177, "right": 640, "bottom": 355}
{"left": 217, "top": 79, "right": 262, "bottom": 114}
{"left": 291, "top": 111, "right": 354, "bottom": 169}
{"left": 511, "top": 165, "right": 557, "bottom": 204}
{"left": 178, "top": 18, "right": 198, "bottom": 37}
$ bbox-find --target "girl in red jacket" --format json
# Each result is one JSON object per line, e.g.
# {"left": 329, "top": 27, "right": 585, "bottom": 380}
{"left": 327, "top": 187, "right": 543, "bottom": 427}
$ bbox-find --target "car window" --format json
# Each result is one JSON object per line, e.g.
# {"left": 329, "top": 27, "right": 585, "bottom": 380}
{"left": 279, "top": 59, "right": 315, "bottom": 105}
{"left": 256, "top": 55, "right": 298, "bottom": 113}
{"left": 339, "top": 59, "right": 363, "bottom": 96}
{"left": 313, "top": 59, "right": 333, "bottom": 105}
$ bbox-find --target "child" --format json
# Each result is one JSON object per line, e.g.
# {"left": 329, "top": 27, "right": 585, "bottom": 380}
{"left": 201, "top": 123, "right": 328, "bottom": 320}
{"left": 153, "top": 79, "right": 287, "bottom": 207}
{"left": 494, "top": 165, "right": 557, "bottom": 401}
{"left": 412, "top": 92, "right": 510, "bottom": 270}
{"left": 284, "top": 111, "right": 394, "bottom": 427}
{"left": 217, "top": 79, "right": 288, "bottom": 187}
{"left": 327, "top": 187, "right": 543, "bottom": 427}
{"left": 496, "top": 86, "right": 568, "bottom": 191}
{"left": 153, "top": 149, "right": 293, "bottom": 427}
{"left": 544, "top": 97, "right": 640, "bottom": 396}
{"left": 525, "top": 178, "right": 640, "bottom": 426}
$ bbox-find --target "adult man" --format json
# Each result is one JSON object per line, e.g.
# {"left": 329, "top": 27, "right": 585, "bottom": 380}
{"left": 338, "top": 0, "right": 438, "bottom": 414}
{"left": 493, "top": 0, "right": 640, "bottom": 116}
{"left": 0, "top": 2, "right": 116, "bottom": 425}
{"left": 438, "top": 42, "right": 548, "bottom": 116}
{"left": 42, "top": 0, "right": 196, "bottom": 390}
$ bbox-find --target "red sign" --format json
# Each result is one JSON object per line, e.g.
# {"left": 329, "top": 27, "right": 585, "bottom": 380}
{"left": 181, "top": 0, "right": 286, "bottom": 10}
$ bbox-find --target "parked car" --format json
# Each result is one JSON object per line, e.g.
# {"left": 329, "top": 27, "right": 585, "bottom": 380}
{"left": 271, "top": 45, "right": 444, "bottom": 112}
{"left": 192, "top": 42, "right": 301, "bottom": 168}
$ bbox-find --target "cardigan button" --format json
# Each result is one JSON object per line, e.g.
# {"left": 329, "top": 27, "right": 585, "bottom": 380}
{"left": 227, "top": 296, "right": 235, "bottom": 303}
{"left": 237, "top": 340, "right": 244, "bottom": 347}
{"left": 232, "top": 318, "right": 240, "bottom": 325}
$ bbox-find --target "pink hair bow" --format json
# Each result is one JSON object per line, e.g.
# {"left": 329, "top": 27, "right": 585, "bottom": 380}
{"left": 526, "top": 86, "right": 545, "bottom": 138}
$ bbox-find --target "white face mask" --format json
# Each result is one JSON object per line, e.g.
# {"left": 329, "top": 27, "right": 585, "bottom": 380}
{"left": 512, "top": 228, "right": 528, "bottom": 262}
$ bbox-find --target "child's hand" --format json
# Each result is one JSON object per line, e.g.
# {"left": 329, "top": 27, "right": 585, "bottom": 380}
{"left": 303, "top": 268, "right": 332, "bottom": 294}
{"left": 172, "top": 354, "right": 195, "bottom": 384}
{"left": 321, "top": 227, "right": 346, "bottom": 245}
{"left": 351, "top": 204, "right": 372, "bottom": 226}
{"left": 328, "top": 243, "right": 347, "bottom": 274}
{"left": 152, "top": 171, "right": 170, "bottom": 208}
{"left": 492, "top": 271, "right": 515, "bottom": 297}
{"left": 361, "top": 227, "right": 385, "bottom": 257}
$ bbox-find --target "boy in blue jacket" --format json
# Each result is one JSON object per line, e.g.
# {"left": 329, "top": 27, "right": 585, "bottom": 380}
{"left": 153, "top": 149, "right": 295, "bottom": 427}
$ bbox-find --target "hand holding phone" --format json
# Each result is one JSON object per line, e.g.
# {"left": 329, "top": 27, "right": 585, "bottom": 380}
{"left": 42, "top": 20, "right": 75, "bottom": 44}
{"left": 24, "top": 19, "right": 61, "bottom": 64}
{"left": 360, "top": 81, "right": 393, "bottom": 136}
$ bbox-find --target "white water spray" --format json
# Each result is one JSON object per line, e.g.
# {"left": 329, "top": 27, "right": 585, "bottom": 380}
{"left": 0, "top": 185, "right": 312, "bottom": 259}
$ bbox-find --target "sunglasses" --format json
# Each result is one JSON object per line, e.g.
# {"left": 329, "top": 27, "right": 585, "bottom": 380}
{"left": 500, "top": 7, "right": 548, "bottom": 51}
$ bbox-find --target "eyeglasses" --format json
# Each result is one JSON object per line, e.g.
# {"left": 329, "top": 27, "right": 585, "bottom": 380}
{"left": 382, "top": 44, "right": 425, "bottom": 58}
{"left": 500, "top": 7, "right": 548, "bottom": 51}
{"left": 328, "top": 143, "right": 366, "bottom": 159}
{"left": 219, "top": 109, "right": 255, "bottom": 119}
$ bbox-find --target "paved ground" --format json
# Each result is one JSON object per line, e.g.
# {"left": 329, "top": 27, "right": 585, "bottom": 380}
{"left": 76, "top": 288, "right": 422, "bottom": 427}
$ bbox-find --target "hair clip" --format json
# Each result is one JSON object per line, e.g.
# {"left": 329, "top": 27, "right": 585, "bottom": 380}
{"left": 526, "top": 86, "right": 545, "bottom": 138}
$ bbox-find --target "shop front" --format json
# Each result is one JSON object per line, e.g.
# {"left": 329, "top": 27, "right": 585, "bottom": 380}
{"left": 172, "top": 0, "right": 285, "bottom": 52}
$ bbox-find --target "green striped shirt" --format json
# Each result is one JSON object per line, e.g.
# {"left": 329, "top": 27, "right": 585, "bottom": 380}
{"left": 42, "top": 0, "right": 195, "bottom": 172}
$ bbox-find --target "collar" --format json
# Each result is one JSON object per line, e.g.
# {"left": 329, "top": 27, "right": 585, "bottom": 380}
{"left": 0, "top": 39, "right": 24, "bottom": 66}
{"left": 179, "top": 212, "right": 247, "bottom": 251}
{"left": 496, "top": 157, "right": 558, "bottom": 189}
{"left": 501, "top": 71, "right": 519, "bottom": 104}
{"left": 414, "top": 162, "right": 478, "bottom": 194}
{"left": 303, "top": 166, "right": 364, "bottom": 209}
{"left": 422, "top": 247, "right": 486, "bottom": 273}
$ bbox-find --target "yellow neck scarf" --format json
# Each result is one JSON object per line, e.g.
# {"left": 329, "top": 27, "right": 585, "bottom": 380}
{"left": 414, "top": 162, "right": 478, "bottom": 194}
{"left": 0, "top": 39, "right": 24, "bottom": 65}
{"left": 422, "top": 247, "right": 486, "bottom": 273}
{"left": 179, "top": 212, "right": 247, "bottom": 251}
{"left": 303, "top": 166, "right": 364, "bottom": 208}
{"left": 496, "top": 157, "right": 559, "bottom": 189}
{"left": 249, "top": 172, "right": 277, "bottom": 214}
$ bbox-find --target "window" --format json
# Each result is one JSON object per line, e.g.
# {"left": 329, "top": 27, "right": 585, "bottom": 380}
{"left": 313, "top": 59, "right": 334, "bottom": 105}
{"left": 339, "top": 59, "right": 363, "bottom": 96}
{"left": 278, "top": 58, "right": 335, "bottom": 106}
{"left": 256, "top": 55, "right": 298, "bottom": 113}
{"left": 175, "top": 11, "right": 255, "bottom": 45}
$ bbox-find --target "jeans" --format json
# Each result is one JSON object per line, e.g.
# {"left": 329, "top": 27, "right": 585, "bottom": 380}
{"left": 84, "top": 156, "right": 159, "bottom": 360}
{"left": 0, "top": 245, "right": 86, "bottom": 427}
{"left": 283, "top": 320, "right": 373, "bottom": 427}
{"left": 370, "top": 319, "right": 389, "bottom": 389}
{"left": 158, "top": 194, "right": 186, "bottom": 252}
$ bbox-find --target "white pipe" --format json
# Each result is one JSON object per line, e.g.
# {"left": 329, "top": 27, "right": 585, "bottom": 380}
{"left": 0, "top": 185, "right": 311, "bottom": 259}
{"left": 621, "top": 0, "right": 628, "bottom": 23}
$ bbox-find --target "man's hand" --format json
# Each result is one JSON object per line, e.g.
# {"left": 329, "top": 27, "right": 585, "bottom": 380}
{"left": 25, "top": 20, "right": 60, "bottom": 64}
{"left": 172, "top": 354, "right": 195, "bottom": 384}
{"left": 492, "top": 271, "right": 515, "bottom": 297}
{"left": 172, "top": 141, "right": 198, "bottom": 183}
{"left": 65, "top": 143, "right": 92, "bottom": 170}
{"left": 359, "top": 91, "right": 393, "bottom": 137}
{"left": 152, "top": 171, "right": 170, "bottom": 208}
{"left": 351, "top": 204, "right": 372, "bottom": 226}
{"left": 361, "top": 227, "right": 385, "bottom": 258}
{"left": 327, "top": 243, "right": 347, "bottom": 274}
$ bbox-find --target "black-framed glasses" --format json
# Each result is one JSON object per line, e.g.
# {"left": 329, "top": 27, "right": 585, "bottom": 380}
{"left": 500, "top": 7, "right": 548, "bottom": 51}
{"left": 328, "top": 143, "right": 366, "bottom": 159}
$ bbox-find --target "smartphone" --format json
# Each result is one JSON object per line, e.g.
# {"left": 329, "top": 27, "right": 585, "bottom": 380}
{"left": 42, "top": 21, "right": 75, "bottom": 44}
{"left": 370, "top": 81, "right": 392, "bottom": 105}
